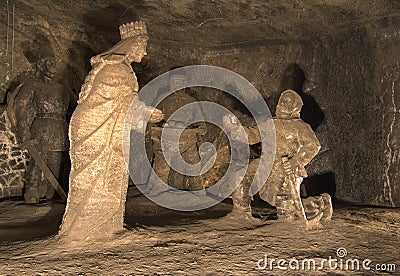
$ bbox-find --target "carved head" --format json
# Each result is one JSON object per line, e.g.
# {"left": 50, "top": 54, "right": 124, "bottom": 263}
{"left": 120, "top": 21, "right": 149, "bottom": 63}
{"left": 36, "top": 45, "right": 56, "bottom": 81}
{"left": 96, "top": 21, "right": 149, "bottom": 64}
{"left": 169, "top": 74, "right": 186, "bottom": 92}
{"left": 276, "top": 89, "right": 303, "bottom": 119}
{"left": 125, "top": 35, "right": 148, "bottom": 63}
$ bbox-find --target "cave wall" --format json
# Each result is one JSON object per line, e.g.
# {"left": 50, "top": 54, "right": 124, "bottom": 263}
{"left": 371, "top": 19, "right": 400, "bottom": 207}
{"left": 199, "top": 41, "right": 311, "bottom": 102}
{"left": 325, "top": 29, "right": 376, "bottom": 205}
{"left": 0, "top": 110, "right": 29, "bottom": 198}
{"left": 325, "top": 25, "right": 400, "bottom": 207}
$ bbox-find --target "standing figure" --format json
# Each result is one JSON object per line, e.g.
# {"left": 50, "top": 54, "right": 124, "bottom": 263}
{"left": 148, "top": 74, "right": 206, "bottom": 195}
{"left": 224, "top": 89, "right": 332, "bottom": 222}
{"left": 59, "top": 21, "right": 163, "bottom": 240}
{"left": 9, "top": 46, "right": 76, "bottom": 204}
{"left": 259, "top": 90, "right": 332, "bottom": 221}
{"left": 222, "top": 113, "right": 259, "bottom": 221}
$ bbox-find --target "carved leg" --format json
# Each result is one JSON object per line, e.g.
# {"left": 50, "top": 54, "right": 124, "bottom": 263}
{"left": 147, "top": 150, "right": 172, "bottom": 195}
{"left": 24, "top": 159, "right": 41, "bottom": 204}
{"left": 42, "top": 150, "right": 62, "bottom": 199}
{"left": 232, "top": 181, "right": 251, "bottom": 213}
{"left": 229, "top": 159, "right": 258, "bottom": 221}
{"left": 275, "top": 195, "right": 296, "bottom": 220}
{"left": 320, "top": 193, "right": 333, "bottom": 221}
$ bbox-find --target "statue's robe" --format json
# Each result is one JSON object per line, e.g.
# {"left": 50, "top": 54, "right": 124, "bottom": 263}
{"left": 60, "top": 57, "right": 138, "bottom": 240}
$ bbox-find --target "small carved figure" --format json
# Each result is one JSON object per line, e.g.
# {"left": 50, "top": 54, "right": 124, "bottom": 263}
{"left": 224, "top": 89, "right": 332, "bottom": 223}
{"left": 148, "top": 74, "right": 206, "bottom": 195}
{"left": 201, "top": 109, "right": 257, "bottom": 190}
{"left": 222, "top": 113, "right": 258, "bottom": 222}
{"left": 8, "top": 45, "right": 76, "bottom": 204}
{"left": 59, "top": 21, "right": 163, "bottom": 240}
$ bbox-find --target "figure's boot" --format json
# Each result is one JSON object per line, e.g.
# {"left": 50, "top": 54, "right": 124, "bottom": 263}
{"left": 24, "top": 188, "right": 40, "bottom": 204}
{"left": 229, "top": 181, "right": 262, "bottom": 223}
{"left": 275, "top": 195, "right": 296, "bottom": 221}
{"left": 24, "top": 164, "right": 41, "bottom": 204}
{"left": 229, "top": 205, "right": 257, "bottom": 221}
{"left": 187, "top": 175, "right": 206, "bottom": 196}
{"left": 43, "top": 151, "right": 62, "bottom": 200}
{"left": 45, "top": 183, "right": 55, "bottom": 199}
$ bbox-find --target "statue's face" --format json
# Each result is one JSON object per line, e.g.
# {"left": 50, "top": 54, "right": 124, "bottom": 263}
{"left": 126, "top": 40, "right": 148, "bottom": 63}
{"left": 276, "top": 91, "right": 303, "bottom": 119}
{"left": 170, "top": 75, "right": 186, "bottom": 91}
{"left": 39, "top": 58, "right": 56, "bottom": 80}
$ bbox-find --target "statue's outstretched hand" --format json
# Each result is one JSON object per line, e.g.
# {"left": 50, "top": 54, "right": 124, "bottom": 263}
{"left": 149, "top": 108, "right": 164, "bottom": 123}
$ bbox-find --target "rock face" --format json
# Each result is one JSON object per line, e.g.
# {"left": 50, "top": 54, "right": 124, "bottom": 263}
{"left": 0, "top": 1, "right": 399, "bottom": 206}
{"left": 0, "top": 110, "right": 29, "bottom": 198}
{"left": 377, "top": 40, "right": 400, "bottom": 207}
{"left": 324, "top": 23, "right": 400, "bottom": 207}
{"left": 370, "top": 21, "right": 400, "bottom": 207}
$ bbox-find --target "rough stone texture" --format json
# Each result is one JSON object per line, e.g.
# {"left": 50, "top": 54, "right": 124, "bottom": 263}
{"left": 371, "top": 19, "right": 400, "bottom": 207}
{"left": 324, "top": 30, "right": 376, "bottom": 206}
{"left": 325, "top": 23, "right": 400, "bottom": 207}
{"left": 0, "top": 109, "right": 29, "bottom": 198}
{"left": 1, "top": 0, "right": 397, "bottom": 99}
{"left": 198, "top": 41, "right": 312, "bottom": 102}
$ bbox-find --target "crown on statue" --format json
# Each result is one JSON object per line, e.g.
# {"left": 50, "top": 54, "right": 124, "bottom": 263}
{"left": 119, "top": 21, "right": 148, "bottom": 39}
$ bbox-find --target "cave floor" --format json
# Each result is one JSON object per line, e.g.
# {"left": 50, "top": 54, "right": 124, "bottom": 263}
{"left": 0, "top": 187, "right": 399, "bottom": 275}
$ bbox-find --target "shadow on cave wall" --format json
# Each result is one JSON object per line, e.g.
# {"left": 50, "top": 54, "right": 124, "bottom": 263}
{"left": 83, "top": 3, "right": 135, "bottom": 51}
{"left": 279, "top": 63, "right": 325, "bottom": 130}
{"left": 82, "top": 3, "right": 161, "bottom": 88}
{"left": 303, "top": 172, "right": 336, "bottom": 199}
{"left": 69, "top": 2, "right": 164, "bottom": 98}
{"left": 2, "top": 32, "right": 52, "bottom": 106}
